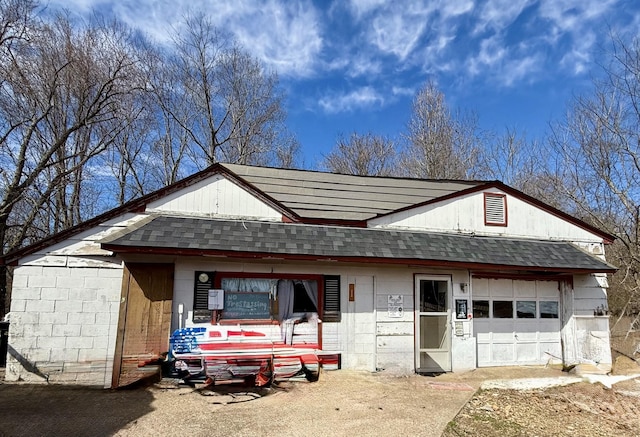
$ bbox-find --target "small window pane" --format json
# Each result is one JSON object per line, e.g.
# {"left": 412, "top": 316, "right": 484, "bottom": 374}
{"left": 420, "top": 280, "right": 448, "bottom": 312}
{"left": 516, "top": 301, "right": 536, "bottom": 318}
{"left": 540, "top": 301, "right": 559, "bottom": 319}
{"left": 493, "top": 301, "right": 513, "bottom": 318}
{"left": 473, "top": 300, "right": 489, "bottom": 318}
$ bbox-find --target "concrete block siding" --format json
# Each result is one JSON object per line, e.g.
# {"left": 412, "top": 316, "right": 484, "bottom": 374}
{"left": 6, "top": 263, "right": 123, "bottom": 387}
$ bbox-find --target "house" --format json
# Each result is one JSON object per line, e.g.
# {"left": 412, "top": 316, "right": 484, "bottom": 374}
{"left": 2, "top": 163, "right": 615, "bottom": 387}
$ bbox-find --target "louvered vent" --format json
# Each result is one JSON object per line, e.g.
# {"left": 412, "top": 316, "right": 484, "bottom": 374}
{"left": 484, "top": 193, "right": 507, "bottom": 225}
{"left": 192, "top": 271, "right": 215, "bottom": 323}
{"left": 323, "top": 275, "right": 341, "bottom": 322}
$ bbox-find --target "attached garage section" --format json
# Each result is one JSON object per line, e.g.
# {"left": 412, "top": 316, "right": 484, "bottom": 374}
{"left": 473, "top": 277, "right": 562, "bottom": 367}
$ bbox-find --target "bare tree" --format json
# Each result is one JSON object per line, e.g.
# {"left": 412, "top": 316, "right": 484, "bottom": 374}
{"left": 475, "top": 128, "right": 562, "bottom": 204}
{"left": 322, "top": 132, "right": 397, "bottom": 176}
{"left": 399, "top": 82, "right": 480, "bottom": 179}
{"left": 164, "top": 13, "right": 289, "bottom": 168}
{"left": 0, "top": 6, "right": 146, "bottom": 317}
{"left": 269, "top": 131, "right": 303, "bottom": 169}
{"left": 547, "top": 35, "right": 640, "bottom": 333}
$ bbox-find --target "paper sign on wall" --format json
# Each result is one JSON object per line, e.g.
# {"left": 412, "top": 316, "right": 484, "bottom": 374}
{"left": 208, "top": 289, "right": 224, "bottom": 310}
{"left": 388, "top": 294, "right": 403, "bottom": 318}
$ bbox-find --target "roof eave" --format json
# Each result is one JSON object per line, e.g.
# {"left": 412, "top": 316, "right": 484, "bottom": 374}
{"left": 100, "top": 244, "right": 617, "bottom": 274}
{"left": 0, "top": 164, "right": 301, "bottom": 265}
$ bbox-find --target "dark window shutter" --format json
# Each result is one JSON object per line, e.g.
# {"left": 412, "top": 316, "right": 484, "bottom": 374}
{"left": 194, "top": 271, "right": 215, "bottom": 310}
{"left": 323, "top": 275, "right": 341, "bottom": 322}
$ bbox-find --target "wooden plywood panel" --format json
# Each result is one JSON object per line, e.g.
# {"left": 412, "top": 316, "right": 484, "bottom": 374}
{"left": 113, "top": 263, "right": 174, "bottom": 388}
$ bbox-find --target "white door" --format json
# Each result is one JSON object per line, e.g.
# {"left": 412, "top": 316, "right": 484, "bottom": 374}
{"left": 474, "top": 278, "right": 562, "bottom": 367}
{"left": 415, "top": 275, "right": 451, "bottom": 372}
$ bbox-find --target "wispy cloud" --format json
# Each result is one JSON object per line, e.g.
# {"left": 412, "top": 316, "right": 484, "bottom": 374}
{"left": 474, "top": 0, "right": 535, "bottom": 34}
{"left": 225, "top": 0, "right": 323, "bottom": 78}
{"left": 559, "top": 31, "right": 597, "bottom": 75}
{"left": 318, "top": 87, "right": 385, "bottom": 113}
{"left": 48, "top": 0, "right": 324, "bottom": 78}
{"left": 467, "top": 35, "right": 508, "bottom": 76}
{"left": 45, "top": 0, "right": 636, "bottom": 94}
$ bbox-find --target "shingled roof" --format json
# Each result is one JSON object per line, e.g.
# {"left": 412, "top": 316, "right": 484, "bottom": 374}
{"left": 222, "top": 163, "right": 481, "bottom": 221}
{"left": 100, "top": 215, "right": 615, "bottom": 273}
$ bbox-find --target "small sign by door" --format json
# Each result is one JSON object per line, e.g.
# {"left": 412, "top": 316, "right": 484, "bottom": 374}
{"left": 388, "top": 294, "right": 403, "bottom": 318}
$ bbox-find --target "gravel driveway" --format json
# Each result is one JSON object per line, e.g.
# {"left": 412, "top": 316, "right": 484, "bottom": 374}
{"left": 3, "top": 365, "right": 638, "bottom": 437}
{"left": 0, "top": 370, "right": 478, "bottom": 437}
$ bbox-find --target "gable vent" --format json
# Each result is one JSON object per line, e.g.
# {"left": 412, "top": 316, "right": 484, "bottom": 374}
{"left": 484, "top": 193, "right": 507, "bottom": 226}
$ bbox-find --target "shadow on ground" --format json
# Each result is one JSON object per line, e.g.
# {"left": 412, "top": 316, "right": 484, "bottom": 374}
{"left": 0, "top": 383, "right": 155, "bottom": 437}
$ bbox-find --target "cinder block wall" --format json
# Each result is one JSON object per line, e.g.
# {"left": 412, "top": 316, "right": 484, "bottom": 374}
{"left": 6, "top": 264, "right": 123, "bottom": 387}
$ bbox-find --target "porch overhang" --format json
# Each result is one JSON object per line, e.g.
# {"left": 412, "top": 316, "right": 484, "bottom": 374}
{"left": 100, "top": 215, "right": 617, "bottom": 275}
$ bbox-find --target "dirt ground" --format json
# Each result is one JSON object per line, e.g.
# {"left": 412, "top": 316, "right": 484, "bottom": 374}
{"left": 444, "top": 356, "right": 640, "bottom": 437}
{"left": 1, "top": 358, "right": 639, "bottom": 437}
{"left": 0, "top": 369, "right": 476, "bottom": 437}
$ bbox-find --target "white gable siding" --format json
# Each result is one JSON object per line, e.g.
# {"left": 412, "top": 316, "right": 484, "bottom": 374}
{"left": 369, "top": 190, "right": 604, "bottom": 243}
{"left": 146, "top": 174, "right": 282, "bottom": 220}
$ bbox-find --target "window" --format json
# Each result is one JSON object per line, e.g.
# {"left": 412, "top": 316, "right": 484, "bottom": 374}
{"left": 493, "top": 300, "right": 513, "bottom": 318}
{"left": 472, "top": 300, "right": 490, "bottom": 318}
{"left": 516, "top": 301, "right": 536, "bottom": 318}
{"left": 420, "top": 280, "right": 448, "bottom": 312}
{"left": 192, "top": 272, "right": 338, "bottom": 323}
{"left": 484, "top": 193, "right": 507, "bottom": 226}
{"left": 540, "top": 301, "right": 559, "bottom": 319}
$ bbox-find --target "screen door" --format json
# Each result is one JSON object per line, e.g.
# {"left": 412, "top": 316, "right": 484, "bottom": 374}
{"left": 415, "top": 275, "right": 451, "bottom": 372}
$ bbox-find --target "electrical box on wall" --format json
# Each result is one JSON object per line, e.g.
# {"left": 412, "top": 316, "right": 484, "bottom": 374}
{"left": 208, "top": 289, "right": 224, "bottom": 310}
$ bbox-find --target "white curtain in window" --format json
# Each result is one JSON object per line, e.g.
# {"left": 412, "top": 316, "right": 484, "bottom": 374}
{"left": 301, "top": 280, "right": 318, "bottom": 312}
{"left": 221, "top": 278, "right": 274, "bottom": 293}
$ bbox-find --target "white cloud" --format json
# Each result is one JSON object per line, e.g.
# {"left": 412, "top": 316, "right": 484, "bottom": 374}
{"left": 318, "top": 87, "right": 385, "bottom": 113}
{"left": 370, "top": 11, "right": 428, "bottom": 61}
{"left": 474, "top": 0, "right": 535, "bottom": 34}
{"left": 559, "top": 31, "right": 596, "bottom": 75}
{"left": 467, "top": 36, "right": 507, "bottom": 76}
{"left": 344, "top": 55, "right": 383, "bottom": 78}
{"left": 391, "top": 86, "right": 415, "bottom": 97}
{"left": 226, "top": 0, "right": 323, "bottom": 78}
{"left": 47, "top": 0, "right": 324, "bottom": 78}
{"left": 502, "top": 55, "right": 541, "bottom": 86}
{"left": 347, "top": 0, "right": 387, "bottom": 18}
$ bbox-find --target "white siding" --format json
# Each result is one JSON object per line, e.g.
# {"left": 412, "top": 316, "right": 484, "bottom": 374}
{"left": 571, "top": 274, "right": 612, "bottom": 367}
{"left": 6, "top": 264, "right": 123, "bottom": 387}
{"left": 369, "top": 190, "right": 604, "bottom": 244}
{"left": 172, "top": 260, "right": 423, "bottom": 373}
{"left": 375, "top": 272, "right": 415, "bottom": 373}
{"left": 146, "top": 174, "right": 282, "bottom": 220}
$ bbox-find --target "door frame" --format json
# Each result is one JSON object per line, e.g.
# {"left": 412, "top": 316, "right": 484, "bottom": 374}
{"left": 414, "top": 274, "right": 452, "bottom": 372}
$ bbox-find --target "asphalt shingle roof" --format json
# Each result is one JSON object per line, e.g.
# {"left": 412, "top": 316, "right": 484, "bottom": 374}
{"left": 100, "top": 215, "right": 615, "bottom": 273}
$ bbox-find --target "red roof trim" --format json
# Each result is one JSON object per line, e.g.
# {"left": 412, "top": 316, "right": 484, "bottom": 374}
{"left": 100, "top": 244, "right": 616, "bottom": 274}
{"left": 1, "top": 164, "right": 298, "bottom": 265}
{"left": 370, "top": 181, "right": 615, "bottom": 243}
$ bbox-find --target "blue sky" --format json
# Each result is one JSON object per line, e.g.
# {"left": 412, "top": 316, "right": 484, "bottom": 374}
{"left": 49, "top": 0, "right": 640, "bottom": 168}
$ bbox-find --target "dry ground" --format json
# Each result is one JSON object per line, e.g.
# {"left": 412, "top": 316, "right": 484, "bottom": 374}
{"left": 1, "top": 358, "right": 639, "bottom": 437}
{"left": 443, "top": 349, "right": 640, "bottom": 437}
{"left": 0, "top": 369, "right": 476, "bottom": 437}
